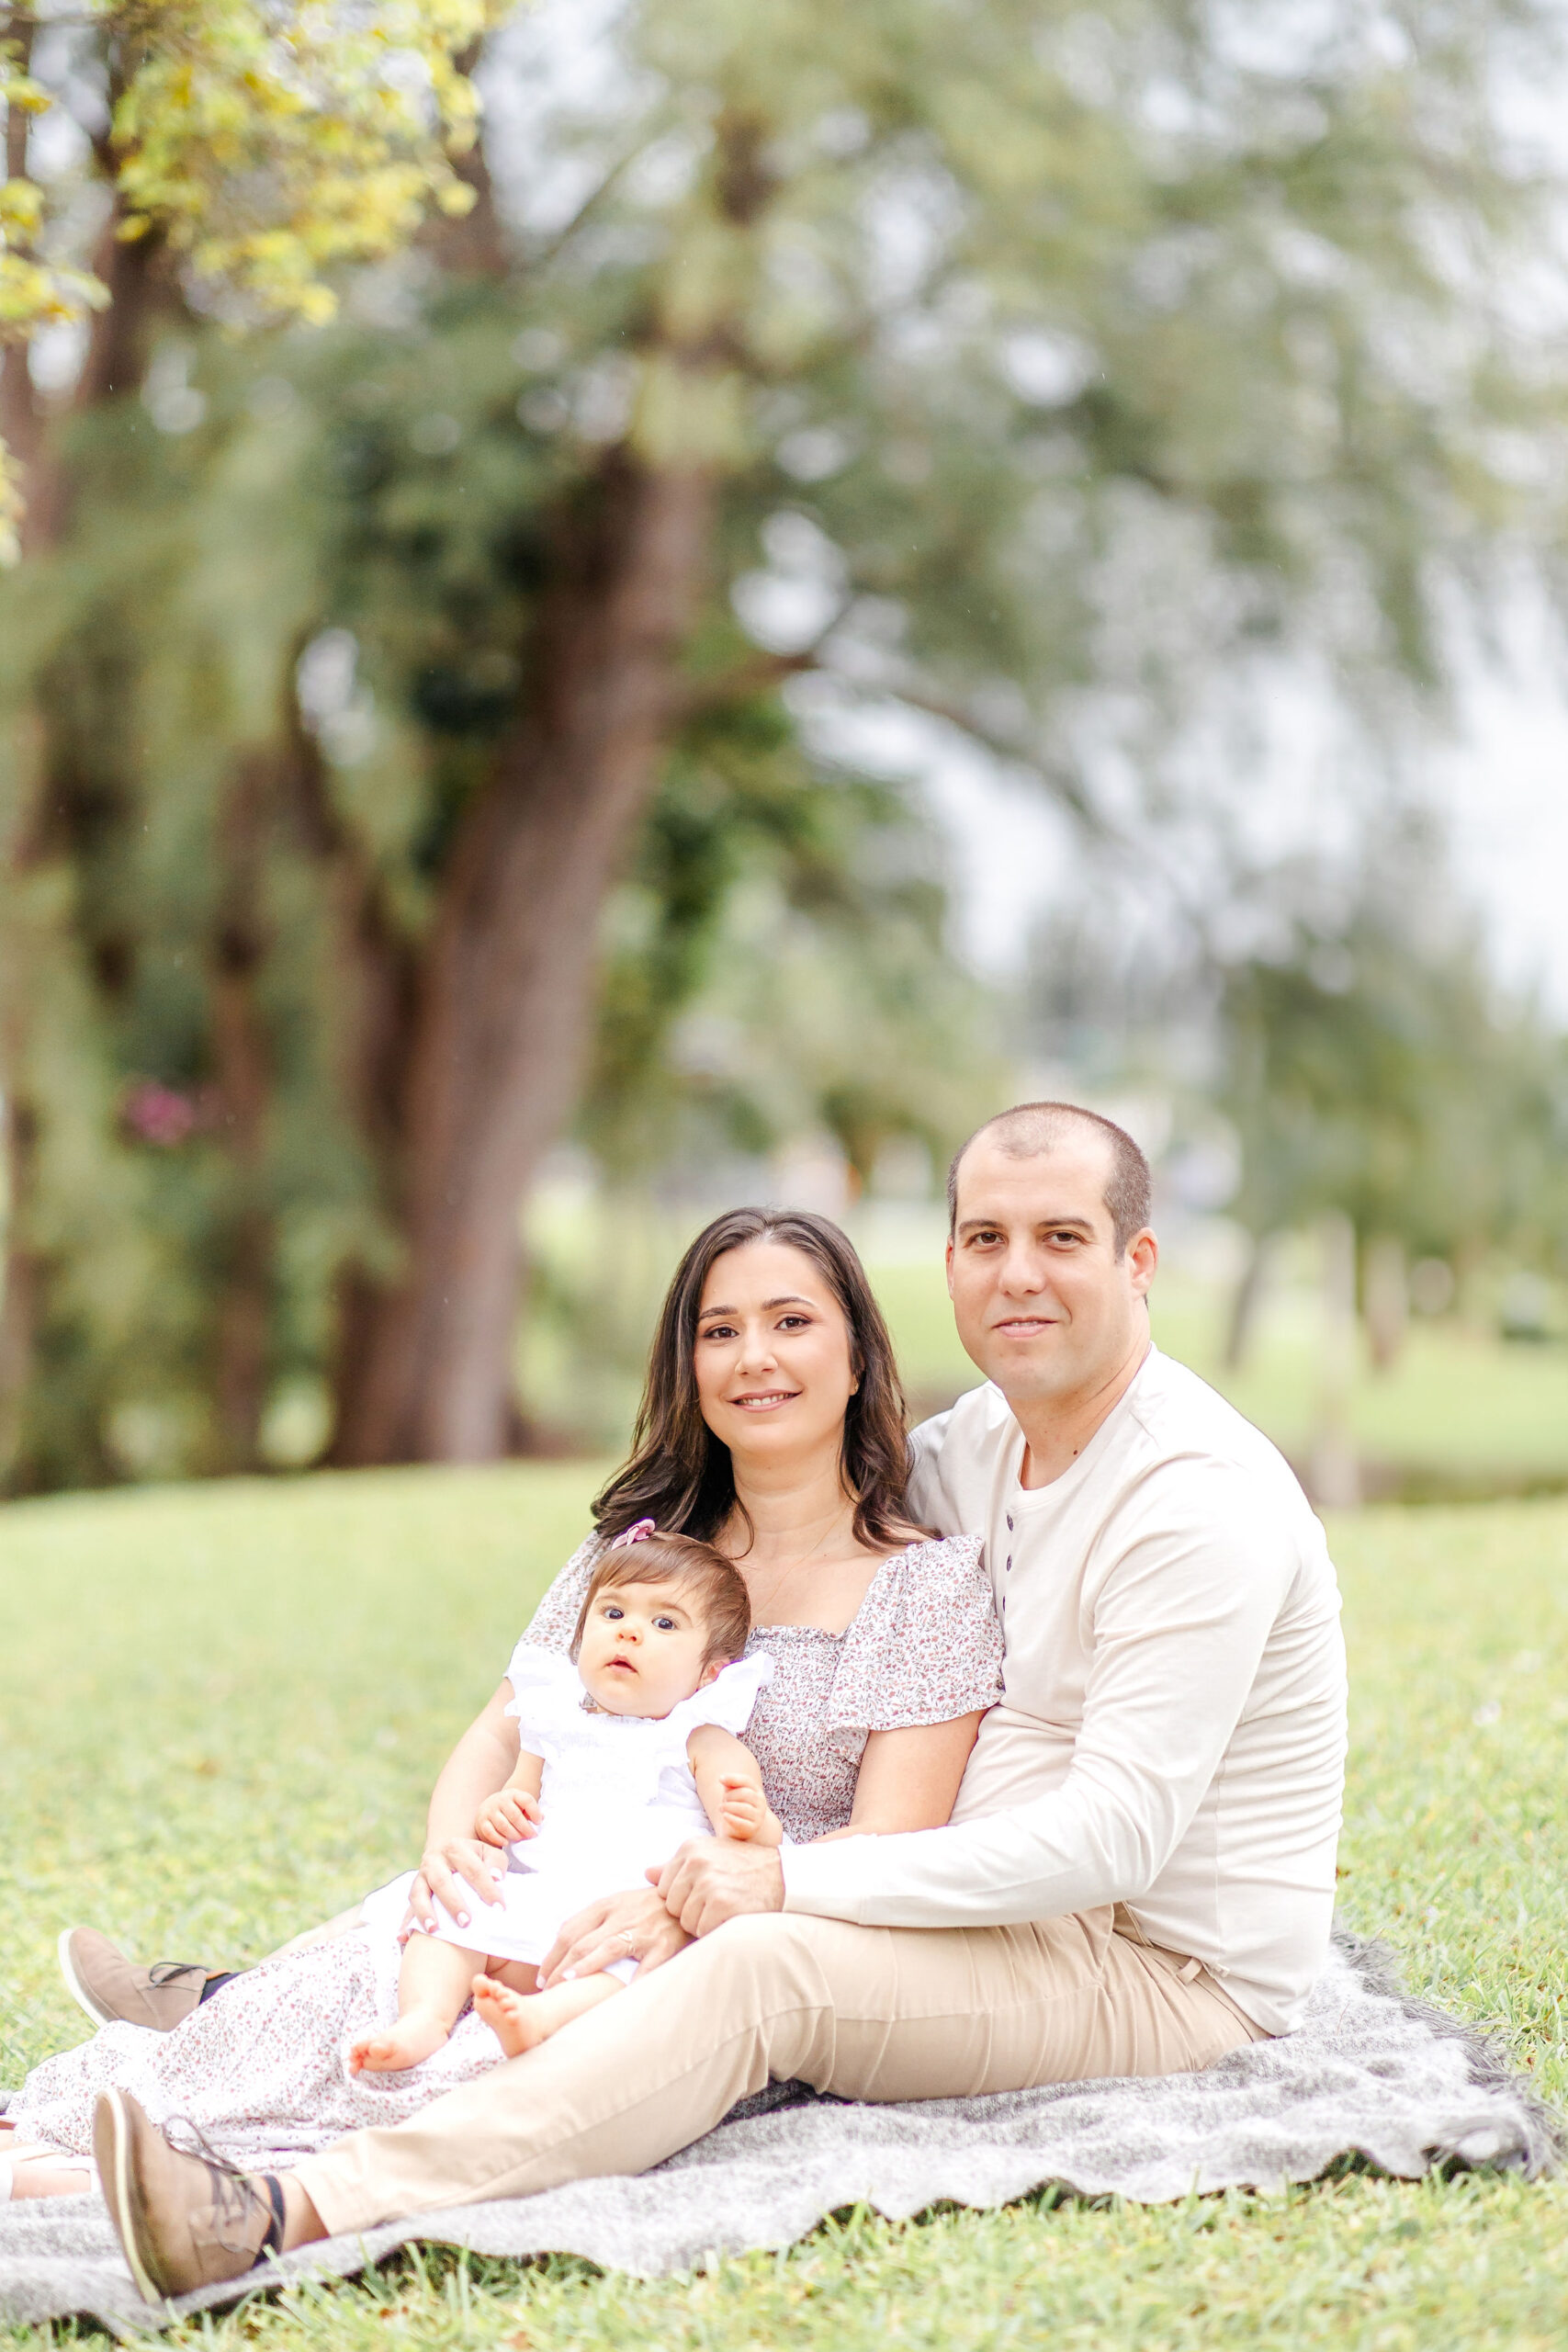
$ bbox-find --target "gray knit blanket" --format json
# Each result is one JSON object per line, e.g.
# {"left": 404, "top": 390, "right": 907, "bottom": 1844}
{"left": 1, "top": 1930, "right": 1558, "bottom": 2335}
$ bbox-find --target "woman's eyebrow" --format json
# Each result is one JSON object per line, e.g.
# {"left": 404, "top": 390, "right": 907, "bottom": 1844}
{"left": 697, "top": 1294, "right": 811, "bottom": 1317}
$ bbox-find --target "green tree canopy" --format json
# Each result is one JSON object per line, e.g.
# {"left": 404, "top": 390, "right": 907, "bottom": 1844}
{"left": 1218, "top": 851, "right": 1568, "bottom": 1272}
{"left": 5, "top": 0, "right": 1567, "bottom": 1486}
{"left": 1, "top": 0, "right": 491, "bottom": 556}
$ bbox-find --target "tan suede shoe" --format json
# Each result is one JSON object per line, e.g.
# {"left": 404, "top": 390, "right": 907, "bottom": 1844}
{"left": 93, "top": 2088, "right": 284, "bottom": 2303}
{"left": 58, "top": 1929, "right": 212, "bottom": 2030}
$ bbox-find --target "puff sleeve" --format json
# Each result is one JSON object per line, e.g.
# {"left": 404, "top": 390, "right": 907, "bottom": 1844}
{"left": 501, "top": 1643, "right": 583, "bottom": 1759}
{"left": 664, "top": 1652, "right": 775, "bottom": 1747}
{"left": 829, "top": 1536, "right": 1002, "bottom": 1733}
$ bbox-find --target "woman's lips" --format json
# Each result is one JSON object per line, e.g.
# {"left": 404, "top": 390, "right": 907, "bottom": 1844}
{"left": 728, "top": 1389, "right": 801, "bottom": 1411}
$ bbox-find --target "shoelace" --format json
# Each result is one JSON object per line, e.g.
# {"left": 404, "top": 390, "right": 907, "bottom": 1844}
{"left": 146, "top": 1962, "right": 209, "bottom": 1990}
{"left": 161, "top": 2116, "right": 285, "bottom": 2257}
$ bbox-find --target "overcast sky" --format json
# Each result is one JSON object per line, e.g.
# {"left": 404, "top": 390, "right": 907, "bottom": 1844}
{"left": 918, "top": 650, "right": 1568, "bottom": 1023}
{"left": 1432, "top": 653, "right": 1568, "bottom": 1020}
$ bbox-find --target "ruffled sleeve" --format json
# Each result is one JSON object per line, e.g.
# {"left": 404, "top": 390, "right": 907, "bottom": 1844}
{"left": 502, "top": 1643, "right": 584, "bottom": 1758}
{"left": 829, "top": 1535, "right": 1002, "bottom": 1733}
{"left": 520, "top": 1533, "right": 604, "bottom": 1655}
{"left": 664, "top": 1651, "right": 775, "bottom": 1747}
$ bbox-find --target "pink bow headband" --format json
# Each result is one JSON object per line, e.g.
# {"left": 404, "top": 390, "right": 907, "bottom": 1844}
{"left": 609, "top": 1517, "right": 657, "bottom": 1551}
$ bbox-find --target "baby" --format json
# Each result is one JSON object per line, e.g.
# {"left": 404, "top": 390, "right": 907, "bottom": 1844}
{"left": 348, "top": 1523, "right": 780, "bottom": 2072}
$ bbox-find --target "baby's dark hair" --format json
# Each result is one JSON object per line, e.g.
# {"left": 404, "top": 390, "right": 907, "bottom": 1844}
{"left": 573, "top": 1530, "right": 751, "bottom": 1671}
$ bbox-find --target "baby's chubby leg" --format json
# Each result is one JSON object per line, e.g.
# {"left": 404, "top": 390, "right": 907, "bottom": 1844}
{"left": 347, "top": 1932, "right": 482, "bottom": 2075}
{"left": 472, "top": 1968, "right": 623, "bottom": 2058}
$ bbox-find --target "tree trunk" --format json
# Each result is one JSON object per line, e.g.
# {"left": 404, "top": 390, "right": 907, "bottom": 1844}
{"left": 329, "top": 451, "right": 716, "bottom": 1464}
{"left": 75, "top": 184, "right": 173, "bottom": 406}
{"left": 280, "top": 675, "right": 422, "bottom": 1451}
{"left": 1223, "top": 1228, "right": 1272, "bottom": 1369}
{"left": 1362, "top": 1233, "right": 1407, "bottom": 1374}
{"left": 1307, "top": 1210, "right": 1361, "bottom": 1510}
{"left": 208, "top": 752, "right": 276, "bottom": 1469}
{"left": 0, "top": 692, "right": 51, "bottom": 1492}
{"left": 419, "top": 42, "right": 510, "bottom": 280}
{"left": 4, "top": 199, "right": 171, "bottom": 552}
{"left": 0, "top": 1093, "right": 40, "bottom": 1487}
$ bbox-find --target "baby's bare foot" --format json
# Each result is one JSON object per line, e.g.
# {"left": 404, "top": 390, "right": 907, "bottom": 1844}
{"left": 472, "top": 1976, "right": 550, "bottom": 2058}
{"left": 346, "top": 2009, "right": 452, "bottom": 2074}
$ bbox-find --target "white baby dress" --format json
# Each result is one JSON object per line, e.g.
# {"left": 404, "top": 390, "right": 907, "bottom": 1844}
{"left": 363, "top": 1643, "right": 774, "bottom": 1982}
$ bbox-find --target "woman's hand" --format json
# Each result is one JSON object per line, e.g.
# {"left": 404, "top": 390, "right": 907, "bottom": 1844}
{"left": 537, "top": 1887, "right": 691, "bottom": 1987}
{"left": 475, "top": 1789, "right": 543, "bottom": 1847}
{"left": 400, "top": 1838, "right": 509, "bottom": 1939}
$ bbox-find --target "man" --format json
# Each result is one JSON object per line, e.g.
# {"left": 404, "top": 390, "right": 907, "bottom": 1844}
{"left": 87, "top": 1102, "right": 1348, "bottom": 2300}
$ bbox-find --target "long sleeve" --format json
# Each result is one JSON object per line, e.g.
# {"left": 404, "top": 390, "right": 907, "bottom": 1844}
{"left": 905, "top": 1403, "right": 964, "bottom": 1536}
{"left": 783, "top": 1464, "right": 1295, "bottom": 1929}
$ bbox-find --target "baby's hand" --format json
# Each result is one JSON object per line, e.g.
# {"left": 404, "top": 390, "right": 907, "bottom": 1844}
{"left": 475, "top": 1789, "right": 543, "bottom": 1846}
{"left": 716, "top": 1775, "right": 783, "bottom": 1848}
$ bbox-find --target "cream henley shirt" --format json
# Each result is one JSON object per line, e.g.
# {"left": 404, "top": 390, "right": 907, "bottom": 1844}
{"left": 779, "top": 1344, "right": 1348, "bottom": 2033}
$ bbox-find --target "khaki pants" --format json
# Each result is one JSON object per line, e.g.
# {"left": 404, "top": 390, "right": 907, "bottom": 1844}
{"left": 294, "top": 1905, "right": 1265, "bottom": 2235}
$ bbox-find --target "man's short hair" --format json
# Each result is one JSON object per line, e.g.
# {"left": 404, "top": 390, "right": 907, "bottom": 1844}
{"left": 947, "top": 1102, "right": 1152, "bottom": 1258}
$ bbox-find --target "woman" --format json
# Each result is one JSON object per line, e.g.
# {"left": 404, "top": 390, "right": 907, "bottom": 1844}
{"left": 2, "top": 1208, "right": 999, "bottom": 2198}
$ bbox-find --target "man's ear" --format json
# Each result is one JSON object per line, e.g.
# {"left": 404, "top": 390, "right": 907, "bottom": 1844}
{"left": 1128, "top": 1228, "right": 1158, "bottom": 1298}
{"left": 945, "top": 1237, "right": 955, "bottom": 1298}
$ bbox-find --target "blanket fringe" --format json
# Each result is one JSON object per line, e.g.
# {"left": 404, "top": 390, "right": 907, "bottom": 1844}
{"left": 1330, "top": 1923, "right": 1563, "bottom": 2178}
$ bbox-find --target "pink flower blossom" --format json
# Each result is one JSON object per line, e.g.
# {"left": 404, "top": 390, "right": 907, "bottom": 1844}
{"left": 122, "top": 1081, "right": 198, "bottom": 1148}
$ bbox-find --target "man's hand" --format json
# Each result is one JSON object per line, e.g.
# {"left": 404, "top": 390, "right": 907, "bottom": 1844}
{"left": 401, "top": 1838, "right": 508, "bottom": 1938}
{"left": 651, "top": 1837, "right": 784, "bottom": 1936}
{"left": 475, "top": 1789, "right": 543, "bottom": 1847}
{"left": 538, "top": 1887, "right": 690, "bottom": 1986}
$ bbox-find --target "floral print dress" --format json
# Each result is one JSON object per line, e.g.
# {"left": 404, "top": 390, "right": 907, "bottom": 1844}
{"left": 6, "top": 1534, "right": 1000, "bottom": 2171}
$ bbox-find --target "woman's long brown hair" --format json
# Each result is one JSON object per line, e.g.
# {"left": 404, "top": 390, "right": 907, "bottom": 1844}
{"left": 592, "top": 1207, "right": 921, "bottom": 1554}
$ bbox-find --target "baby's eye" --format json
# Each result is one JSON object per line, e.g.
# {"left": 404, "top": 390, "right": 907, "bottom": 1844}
{"left": 654, "top": 1615, "right": 675, "bottom": 1632}
{"left": 603, "top": 1604, "right": 624, "bottom": 1620}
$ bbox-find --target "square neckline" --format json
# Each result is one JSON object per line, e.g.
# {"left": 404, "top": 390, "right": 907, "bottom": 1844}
{"left": 744, "top": 1534, "right": 948, "bottom": 1643}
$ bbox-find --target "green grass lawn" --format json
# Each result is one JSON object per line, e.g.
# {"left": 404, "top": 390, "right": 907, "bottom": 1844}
{"left": 3, "top": 1468, "right": 1567, "bottom": 2349}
